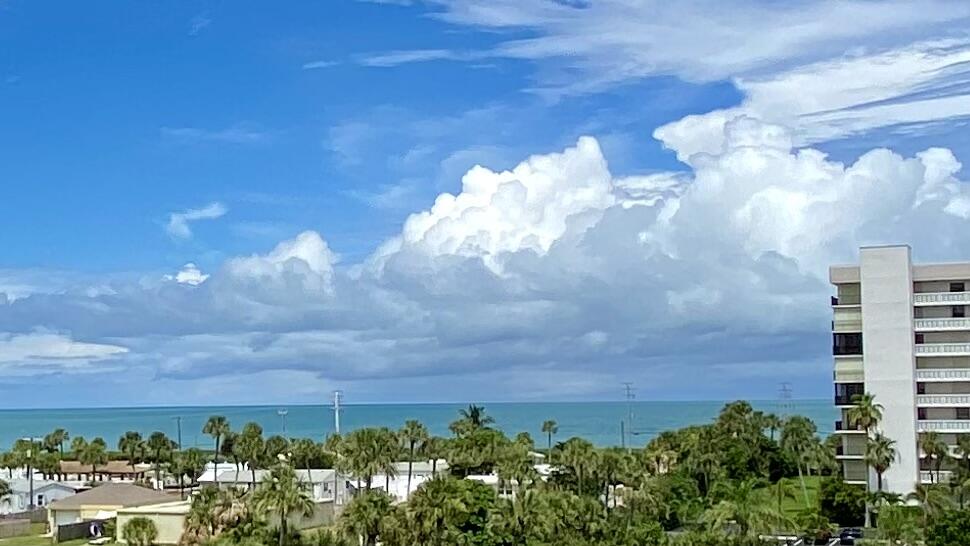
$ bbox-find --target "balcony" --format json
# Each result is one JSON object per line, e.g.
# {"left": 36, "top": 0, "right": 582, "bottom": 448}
{"left": 915, "top": 343, "right": 970, "bottom": 356}
{"left": 916, "top": 368, "right": 970, "bottom": 381}
{"left": 914, "top": 318, "right": 970, "bottom": 331}
{"left": 920, "top": 470, "right": 953, "bottom": 484}
{"left": 834, "top": 420, "right": 866, "bottom": 434}
{"left": 917, "top": 394, "right": 970, "bottom": 406}
{"left": 917, "top": 420, "right": 970, "bottom": 432}
{"left": 915, "top": 292, "right": 970, "bottom": 306}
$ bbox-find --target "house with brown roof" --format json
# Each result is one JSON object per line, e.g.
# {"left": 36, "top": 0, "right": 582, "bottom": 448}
{"left": 58, "top": 460, "right": 150, "bottom": 482}
{"left": 47, "top": 483, "right": 176, "bottom": 535}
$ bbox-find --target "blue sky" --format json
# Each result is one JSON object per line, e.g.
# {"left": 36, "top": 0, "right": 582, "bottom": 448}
{"left": 2, "top": 0, "right": 970, "bottom": 407}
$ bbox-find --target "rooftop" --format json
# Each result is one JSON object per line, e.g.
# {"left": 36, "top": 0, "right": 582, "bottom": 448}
{"left": 48, "top": 483, "right": 176, "bottom": 510}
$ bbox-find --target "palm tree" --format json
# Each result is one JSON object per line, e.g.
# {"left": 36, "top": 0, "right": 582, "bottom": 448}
{"left": 0, "top": 478, "right": 11, "bottom": 500}
{"left": 560, "top": 438, "right": 595, "bottom": 496}
{"left": 864, "top": 433, "right": 896, "bottom": 495}
{"left": 541, "top": 420, "right": 559, "bottom": 459}
{"left": 419, "top": 437, "right": 445, "bottom": 474}
{"left": 340, "top": 428, "right": 397, "bottom": 491}
{"left": 146, "top": 431, "right": 175, "bottom": 487}
{"left": 44, "top": 429, "right": 69, "bottom": 457}
{"left": 237, "top": 422, "right": 265, "bottom": 489}
{"left": 919, "top": 431, "right": 950, "bottom": 484}
{"left": 118, "top": 431, "right": 145, "bottom": 471}
{"left": 170, "top": 448, "right": 206, "bottom": 500}
{"left": 702, "top": 478, "right": 791, "bottom": 537}
{"left": 340, "top": 490, "right": 394, "bottom": 546}
{"left": 449, "top": 405, "right": 495, "bottom": 436}
{"left": 780, "top": 416, "right": 817, "bottom": 507}
{"left": 70, "top": 436, "right": 87, "bottom": 461}
{"left": 762, "top": 414, "right": 783, "bottom": 442}
{"left": 956, "top": 433, "right": 970, "bottom": 473}
{"left": 847, "top": 393, "right": 883, "bottom": 434}
{"left": 906, "top": 483, "right": 952, "bottom": 527}
{"left": 290, "top": 438, "right": 319, "bottom": 477}
{"left": 80, "top": 438, "right": 108, "bottom": 481}
{"left": 254, "top": 463, "right": 315, "bottom": 546}
{"left": 400, "top": 420, "right": 428, "bottom": 496}
{"left": 203, "top": 415, "right": 230, "bottom": 487}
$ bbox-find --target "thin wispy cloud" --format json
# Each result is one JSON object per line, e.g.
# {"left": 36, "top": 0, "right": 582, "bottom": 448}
{"left": 355, "top": 49, "right": 483, "bottom": 67}
{"left": 302, "top": 60, "right": 340, "bottom": 70}
{"left": 160, "top": 124, "right": 269, "bottom": 145}
{"left": 189, "top": 12, "right": 212, "bottom": 35}
{"left": 166, "top": 202, "right": 227, "bottom": 239}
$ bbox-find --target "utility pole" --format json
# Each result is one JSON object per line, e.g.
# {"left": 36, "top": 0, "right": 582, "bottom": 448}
{"left": 778, "top": 382, "right": 794, "bottom": 416}
{"left": 20, "top": 437, "right": 41, "bottom": 510}
{"left": 622, "top": 383, "right": 635, "bottom": 453}
{"left": 278, "top": 408, "right": 289, "bottom": 436}
{"left": 173, "top": 416, "right": 183, "bottom": 451}
{"left": 331, "top": 391, "right": 343, "bottom": 506}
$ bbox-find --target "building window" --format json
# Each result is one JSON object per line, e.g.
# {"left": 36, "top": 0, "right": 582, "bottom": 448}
{"left": 833, "top": 333, "right": 863, "bottom": 355}
{"left": 36, "top": 494, "right": 44, "bottom": 506}
{"left": 918, "top": 408, "right": 928, "bottom": 420}
{"left": 915, "top": 333, "right": 925, "bottom": 345}
{"left": 917, "top": 383, "right": 926, "bottom": 395}
{"left": 951, "top": 282, "right": 965, "bottom": 293}
{"left": 955, "top": 306, "right": 966, "bottom": 318}
{"left": 835, "top": 383, "right": 864, "bottom": 405}
{"left": 958, "top": 408, "right": 970, "bottom": 420}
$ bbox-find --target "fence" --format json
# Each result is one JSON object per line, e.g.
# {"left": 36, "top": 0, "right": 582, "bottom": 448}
{"left": 0, "top": 508, "right": 48, "bottom": 523}
{"left": 55, "top": 519, "right": 110, "bottom": 543}
{"left": 0, "top": 519, "right": 31, "bottom": 539}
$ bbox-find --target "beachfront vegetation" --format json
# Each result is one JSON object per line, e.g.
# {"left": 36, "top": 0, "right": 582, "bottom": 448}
{"left": 6, "top": 397, "right": 970, "bottom": 545}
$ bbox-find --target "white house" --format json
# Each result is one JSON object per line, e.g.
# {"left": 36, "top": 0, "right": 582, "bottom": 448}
{"left": 197, "top": 468, "right": 346, "bottom": 502}
{"left": 0, "top": 479, "right": 83, "bottom": 514}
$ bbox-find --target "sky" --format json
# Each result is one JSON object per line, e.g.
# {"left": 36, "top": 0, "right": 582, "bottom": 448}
{"left": 2, "top": 0, "right": 970, "bottom": 407}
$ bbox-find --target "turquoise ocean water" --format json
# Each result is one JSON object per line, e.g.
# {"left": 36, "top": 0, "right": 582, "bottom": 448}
{"left": 0, "top": 400, "right": 836, "bottom": 450}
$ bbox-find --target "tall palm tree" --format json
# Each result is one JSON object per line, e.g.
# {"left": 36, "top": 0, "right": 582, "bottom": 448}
{"left": 400, "top": 420, "right": 428, "bottom": 496}
{"left": 118, "top": 431, "right": 145, "bottom": 471}
{"left": 290, "top": 438, "right": 319, "bottom": 477}
{"left": 146, "top": 431, "right": 175, "bottom": 487}
{"left": 906, "top": 483, "right": 953, "bottom": 527}
{"left": 762, "top": 414, "right": 783, "bottom": 442}
{"left": 44, "top": 429, "right": 69, "bottom": 457}
{"left": 80, "top": 438, "right": 108, "bottom": 481}
{"left": 541, "top": 420, "right": 559, "bottom": 459}
{"left": 253, "top": 463, "right": 315, "bottom": 546}
{"left": 449, "top": 405, "right": 495, "bottom": 436}
{"left": 864, "top": 433, "right": 896, "bottom": 495}
{"left": 419, "top": 437, "right": 444, "bottom": 474}
{"left": 847, "top": 393, "right": 883, "bottom": 434}
{"left": 170, "top": 448, "right": 206, "bottom": 500}
{"left": 70, "top": 436, "right": 88, "bottom": 461}
{"left": 203, "top": 415, "right": 230, "bottom": 487}
{"left": 919, "top": 431, "right": 950, "bottom": 484}
{"left": 237, "top": 422, "right": 265, "bottom": 489}
{"left": 846, "top": 392, "right": 882, "bottom": 528}
{"left": 780, "top": 416, "right": 817, "bottom": 507}
{"left": 955, "top": 433, "right": 970, "bottom": 473}
{"left": 560, "top": 438, "right": 595, "bottom": 496}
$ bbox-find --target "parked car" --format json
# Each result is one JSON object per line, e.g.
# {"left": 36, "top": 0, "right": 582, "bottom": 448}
{"left": 839, "top": 528, "right": 864, "bottom": 545}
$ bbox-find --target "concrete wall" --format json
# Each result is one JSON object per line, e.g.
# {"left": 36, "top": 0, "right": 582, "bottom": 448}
{"left": 860, "top": 246, "right": 919, "bottom": 495}
{"left": 0, "top": 520, "right": 30, "bottom": 539}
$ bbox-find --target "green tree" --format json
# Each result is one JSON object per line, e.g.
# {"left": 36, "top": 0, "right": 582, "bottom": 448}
{"left": 847, "top": 392, "right": 882, "bottom": 527}
{"left": 906, "top": 483, "right": 953, "bottom": 527}
{"left": 253, "top": 463, "right": 315, "bottom": 546}
{"left": 237, "top": 422, "right": 266, "bottom": 489}
{"left": 419, "top": 437, "right": 445, "bottom": 474}
{"left": 170, "top": 447, "right": 206, "bottom": 500}
{"left": 865, "top": 433, "right": 896, "bottom": 495}
{"left": 762, "top": 414, "right": 782, "bottom": 442}
{"left": 780, "top": 416, "right": 817, "bottom": 507}
{"left": 560, "top": 438, "right": 596, "bottom": 496}
{"left": 203, "top": 415, "right": 231, "bottom": 487}
{"left": 119, "top": 431, "right": 146, "bottom": 471}
{"left": 701, "top": 478, "right": 791, "bottom": 537}
{"left": 877, "top": 504, "right": 922, "bottom": 546}
{"left": 44, "top": 429, "right": 69, "bottom": 457}
{"left": 146, "top": 431, "right": 176, "bottom": 486}
{"left": 70, "top": 436, "right": 88, "bottom": 461}
{"left": 0, "top": 478, "right": 11, "bottom": 499}
{"left": 399, "top": 420, "right": 428, "bottom": 495}
{"left": 340, "top": 490, "right": 394, "bottom": 546}
{"left": 926, "top": 508, "right": 970, "bottom": 546}
{"left": 956, "top": 433, "right": 970, "bottom": 473}
{"left": 542, "top": 420, "right": 559, "bottom": 458}
{"left": 290, "top": 438, "right": 319, "bottom": 476}
{"left": 401, "top": 477, "right": 495, "bottom": 546}
{"left": 449, "top": 405, "right": 495, "bottom": 436}
{"left": 122, "top": 516, "right": 159, "bottom": 546}
{"left": 920, "top": 431, "right": 950, "bottom": 484}
{"left": 80, "top": 438, "right": 108, "bottom": 481}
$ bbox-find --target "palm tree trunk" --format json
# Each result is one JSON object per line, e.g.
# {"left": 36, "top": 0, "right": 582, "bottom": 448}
{"left": 251, "top": 467, "right": 257, "bottom": 490}
{"left": 214, "top": 438, "right": 221, "bottom": 487}
{"left": 407, "top": 444, "right": 414, "bottom": 495}
{"left": 278, "top": 508, "right": 286, "bottom": 546}
{"left": 796, "top": 464, "right": 809, "bottom": 507}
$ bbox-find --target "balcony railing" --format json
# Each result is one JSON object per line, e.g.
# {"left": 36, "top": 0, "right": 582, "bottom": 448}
{"left": 920, "top": 470, "right": 954, "bottom": 484}
{"left": 914, "top": 318, "right": 970, "bottom": 331}
{"left": 915, "top": 343, "right": 970, "bottom": 356}
{"left": 915, "top": 292, "right": 970, "bottom": 306}
{"left": 916, "top": 369, "right": 970, "bottom": 381}
{"left": 917, "top": 394, "right": 970, "bottom": 406}
{"left": 834, "top": 420, "right": 866, "bottom": 433}
{"left": 917, "top": 420, "right": 970, "bottom": 432}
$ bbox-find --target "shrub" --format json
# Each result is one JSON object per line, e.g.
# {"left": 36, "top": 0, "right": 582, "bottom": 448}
{"left": 818, "top": 476, "right": 865, "bottom": 527}
{"left": 122, "top": 516, "right": 158, "bottom": 546}
{"left": 926, "top": 509, "right": 970, "bottom": 546}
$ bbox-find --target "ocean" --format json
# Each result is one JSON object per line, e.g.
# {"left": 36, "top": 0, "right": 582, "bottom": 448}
{"left": 0, "top": 400, "right": 837, "bottom": 450}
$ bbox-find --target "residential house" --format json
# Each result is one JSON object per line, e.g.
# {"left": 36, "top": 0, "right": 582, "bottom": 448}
{"left": 47, "top": 483, "right": 176, "bottom": 531}
{"left": 0, "top": 479, "right": 82, "bottom": 514}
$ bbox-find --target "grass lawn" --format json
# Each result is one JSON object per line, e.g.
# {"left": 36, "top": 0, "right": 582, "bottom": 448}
{"left": 764, "top": 475, "right": 822, "bottom": 518}
{"left": 0, "top": 537, "right": 88, "bottom": 546}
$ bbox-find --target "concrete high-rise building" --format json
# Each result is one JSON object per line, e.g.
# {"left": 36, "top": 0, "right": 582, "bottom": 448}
{"left": 831, "top": 245, "right": 970, "bottom": 494}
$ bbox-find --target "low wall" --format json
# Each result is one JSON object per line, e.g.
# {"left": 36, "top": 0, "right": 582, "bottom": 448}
{"left": 0, "top": 508, "right": 47, "bottom": 523}
{"left": 55, "top": 519, "right": 110, "bottom": 543}
{"left": 0, "top": 519, "right": 30, "bottom": 539}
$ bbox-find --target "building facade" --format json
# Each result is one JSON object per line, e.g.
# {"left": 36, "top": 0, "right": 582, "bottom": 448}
{"left": 832, "top": 245, "right": 970, "bottom": 494}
